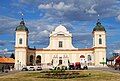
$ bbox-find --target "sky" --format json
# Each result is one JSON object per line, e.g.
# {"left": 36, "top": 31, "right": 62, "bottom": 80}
{"left": 0, "top": 0, "right": 120, "bottom": 58}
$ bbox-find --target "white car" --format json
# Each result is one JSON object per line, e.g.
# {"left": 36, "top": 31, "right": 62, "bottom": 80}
{"left": 48, "top": 66, "right": 54, "bottom": 70}
{"left": 28, "top": 66, "right": 35, "bottom": 71}
{"left": 36, "top": 66, "right": 42, "bottom": 71}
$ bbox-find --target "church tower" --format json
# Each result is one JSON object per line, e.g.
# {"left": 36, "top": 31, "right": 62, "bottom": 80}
{"left": 93, "top": 20, "right": 106, "bottom": 67}
{"left": 15, "top": 18, "right": 29, "bottom": 70}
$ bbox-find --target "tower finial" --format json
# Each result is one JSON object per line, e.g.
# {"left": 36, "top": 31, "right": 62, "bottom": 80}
{"left": 96, "top": 19, "right": 101, "bottom": 26}
{"left": 20, "top": 12, "right": 25, "bottom": 25}
{"left": 97, "top": 19, "right": 100, "bottom": 23}
{"left": 22, "top": 18, "right": 24, "bottom": 21}
{"left": 21, "top": 12, "right": 24, "bottom": 21}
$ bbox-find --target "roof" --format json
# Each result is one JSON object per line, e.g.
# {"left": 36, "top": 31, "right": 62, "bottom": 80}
{"left": 108, "top": 56, "right": 118, "bottom": 61}
{"left": 50, "top": 25, "right": 72, "bottom": 37}
{"left": 0, "top": 57, "right": 15, "bottom": 64}
{"left": 15, "top": 19, "right": 29, "bottom": 32}
{"left": 93, "top": 20, "right": 106, "bottom": 32}
{"left": 55, "top": 25, "right": 67, "bottom": 32}
{"left": 115, "top": 56, "right": 120, "bottom": 63}
{"left": 30, "top": 48, "right": 94, "bottom": 51}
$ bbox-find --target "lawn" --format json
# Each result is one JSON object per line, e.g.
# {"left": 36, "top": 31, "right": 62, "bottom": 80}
{"left": 0, "top": 70, "right": 120, "bottom": 81}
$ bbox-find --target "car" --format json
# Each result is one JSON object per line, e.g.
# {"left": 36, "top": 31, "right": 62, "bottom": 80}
{"left": 75, "top": 62, "right": 81, "bottom": 70}
{"left": 36, "top": 66, "right": 42, "bottom": 71}
{"left": 62, "top": 66, "right": 67, "bottom": 70}
{"left": 83, "top": 65, "right": 88, "bottom": 70}
{"left": 69, "top": 63, "right": 75, "bottom": 70}
{"left": 114, "top": 63, "right": 120, "bottom": 70}
{"left": 48, "top": 66, "right": 54, "bottom": 70}
{"left": 21, "top": 67, "right": 28, "bottom": 71}
{"left": 29, "top": 66, "right": 35, "bottom": 71}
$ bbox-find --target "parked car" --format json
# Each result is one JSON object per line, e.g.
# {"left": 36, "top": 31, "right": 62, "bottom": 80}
{"left": 36, "top": 66, "right": 42, "bottom": 71}
{"left": 69, "top": 63, "right": 75, "bottom": 70}
{"left": 114, "top": 57, "right": 120, "bottom": 70}
{"left": 114, "top": 63, "right": 120, "bottom": 70}
{"left": 21, "top": 67, "right": 28, "bottom": 71}
{"left": 75, "top": 62, "right": 81, "bottom": 70}
{"left": 61, "top": 66, "right": 67, "bottom": 70}
{"left": 54, "top": 66, "right": 61, "bottom": 70}
{"left": 83, "top": 65, "right": 88, "bottom": 70}
{"left": 48, "top": 66, "right": 54, "bottom": 70}
{"left": 69, "top": 62, "right": 88, "bottom": 70}
{"left": 29, "top": 66, "right": 35, "bottom": 71}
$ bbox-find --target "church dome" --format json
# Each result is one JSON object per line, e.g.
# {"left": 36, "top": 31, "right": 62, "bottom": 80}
{"left": 15, "top": 19, "right": 29, "bottom": 32}
{"left": 55, "top": 25, "right": 67, "bottom": 32}
{"left": 93, "top": 21, "right": 106, "bottom": 32}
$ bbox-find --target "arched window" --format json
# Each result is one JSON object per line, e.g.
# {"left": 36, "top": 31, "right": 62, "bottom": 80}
{"left": 30, "top": 55, "right": 33, "bottom": 65}
{"left": 19, "top": 38, "right": 22, "bottom": 44}
{"left": 88, "top": 55, "right": 92, "bottom": 61}
{"left": 99, "top": 38, "right": 102, "bottom": 44}
{"left": 36, "top": 55, "right": 41, "bottom": 65}
{"left": 59, "top": 41, "right": 62, "bottom": 47}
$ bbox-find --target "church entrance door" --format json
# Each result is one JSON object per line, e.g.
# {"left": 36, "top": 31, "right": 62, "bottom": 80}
{"left": 59, "top": 60, "right": 62, "bottom": 65}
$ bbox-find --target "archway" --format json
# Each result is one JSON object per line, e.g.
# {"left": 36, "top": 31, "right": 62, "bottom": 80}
{"left": 36, "top": 55, "right": 41, "bottom": 65}
{"left": 59, "top": 60, "right": 62, "bottom": 65}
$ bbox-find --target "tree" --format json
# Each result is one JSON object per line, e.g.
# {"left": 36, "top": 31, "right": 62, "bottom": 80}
{"left": 10, "top": 53, "right": 15, "bottom": 59}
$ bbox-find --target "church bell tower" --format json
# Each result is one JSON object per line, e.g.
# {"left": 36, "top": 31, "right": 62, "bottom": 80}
{"left": 93, "top": 20, "right": 106, "bottom": 67}
{"left": 15, "top": 18, "right": 29, "bottom": 70}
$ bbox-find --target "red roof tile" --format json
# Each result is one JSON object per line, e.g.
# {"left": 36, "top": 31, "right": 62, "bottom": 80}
{"left": 0, "top": 57, "right": 15, "bottom": 64}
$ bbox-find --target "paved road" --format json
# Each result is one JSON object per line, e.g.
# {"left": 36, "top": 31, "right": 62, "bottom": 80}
{"left": 0, "top": 70, "right": 20, "bottom": 76}
{"left": 89, "top": 67, "right": 120, "bottom": 73}
{"left": 0, "top": 67, "right": 120, "bottom": 76}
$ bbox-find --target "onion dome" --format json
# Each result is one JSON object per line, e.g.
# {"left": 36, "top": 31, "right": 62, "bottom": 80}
{"left": 93, "top": 19, "right": 106, "bottom": 32}
{"left": 15, "top": 18, "right": 29, "bottom": 32}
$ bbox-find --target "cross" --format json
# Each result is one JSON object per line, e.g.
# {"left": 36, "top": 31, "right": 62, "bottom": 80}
{"left": 20, "top": 12, "right": 24, "bottom": 20}
{"left": 59, "top": 20, "right": 62, "bottom": 25}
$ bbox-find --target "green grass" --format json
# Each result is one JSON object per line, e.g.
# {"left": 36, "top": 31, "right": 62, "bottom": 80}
{"left": 0, "top": 70, "right": 120, "bottom": 81}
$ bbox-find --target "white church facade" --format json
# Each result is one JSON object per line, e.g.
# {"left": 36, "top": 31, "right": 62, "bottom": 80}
{"left": 15, "top": 19, "right": 107, "bottom": 70}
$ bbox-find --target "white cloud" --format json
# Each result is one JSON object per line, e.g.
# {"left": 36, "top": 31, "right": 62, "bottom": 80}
{"left": 117, "top": 14, "right": 120, "bottom": 21}
{"left": 85, "top": 4, "right": 97, "bottom": 14}
{"left": 38, "top": 2, "right": 75, "bottom": 11}
{"left": 53, "top": 2, "right": 75, "bottom": 10}
{"left": 0, "top": 0, "right": 120, "bottom": 54}
{"left": 38, "top": 3, "right": 52, "bottom": 9}
{"left": 37, "top": 0, "right": 120, "bottom": 21}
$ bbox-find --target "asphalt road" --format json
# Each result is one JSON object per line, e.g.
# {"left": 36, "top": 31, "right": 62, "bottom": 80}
{"left": 0, "top": 70, "right": 20, "bottom": 76}
{"left": 0, "top": 67, "right": 120, "bottom": 76}
{"left": 89, "top": 67, "right": 120, "bottom": 73}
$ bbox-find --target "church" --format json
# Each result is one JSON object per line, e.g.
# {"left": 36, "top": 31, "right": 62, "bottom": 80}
{"left": 15, "top": 19, "right": 107, "bottom": 70}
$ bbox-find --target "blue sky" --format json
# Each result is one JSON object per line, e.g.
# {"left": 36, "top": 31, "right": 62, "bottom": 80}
{"left": 0, "top": 0, "right": 120, "bottom": 58}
